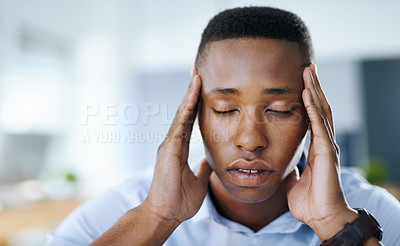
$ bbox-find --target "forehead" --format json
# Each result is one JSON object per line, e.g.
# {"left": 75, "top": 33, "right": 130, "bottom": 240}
{"left": 198, "top": 38, "right": 306, "bottom": 94}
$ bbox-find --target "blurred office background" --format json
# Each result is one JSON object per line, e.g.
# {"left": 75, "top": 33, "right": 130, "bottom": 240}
{"left": 0, "top": 0, "right": 399, "bottom": 245}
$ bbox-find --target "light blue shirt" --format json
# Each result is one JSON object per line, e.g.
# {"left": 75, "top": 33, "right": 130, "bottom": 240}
{"left": 47, "top": 166, "right": 400, "bottom": 246}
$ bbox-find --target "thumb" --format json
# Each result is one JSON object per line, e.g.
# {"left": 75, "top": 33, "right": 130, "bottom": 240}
{"left": 196, "top": 158, "right": 213, "bottom": 185}
{"left": 286, "top": 166, "right": 300, "bottom": 195}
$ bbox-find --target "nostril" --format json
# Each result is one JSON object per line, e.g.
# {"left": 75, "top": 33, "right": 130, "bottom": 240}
{"left": 236, "top": 143, "right": 267, "bottom": 153}
{"left": 255, "top": 145, "right": 266, "bottom": 151}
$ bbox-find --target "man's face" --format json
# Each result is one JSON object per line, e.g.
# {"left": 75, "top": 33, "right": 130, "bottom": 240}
{"left": 197, "top": 38, "right": 308, "bottom": 203}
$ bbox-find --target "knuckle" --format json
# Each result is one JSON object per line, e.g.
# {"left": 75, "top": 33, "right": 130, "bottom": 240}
{"left": 174, "top": 106, "right": 193, "bottom": 124}
{"left": 178, "top": 103, "right": 193, "bottom": 113}
{"left": 177, "top": 120, "right": 186, "bottom": 129}
{"left": 172, "top": 131, "right": 184, "bottom": 141}
{"left": 171, "top": 118, "right": 185, "bottom": 131}
{"left": 183, "top": 105, "right": 194, "bottom": 115}
{"left": 305, "top": 103, "right": 316, "bottom": 113}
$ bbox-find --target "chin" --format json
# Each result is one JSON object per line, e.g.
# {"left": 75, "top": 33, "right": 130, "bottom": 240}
{"left": 222, "top": 180, "right": 281, "bottom": 204}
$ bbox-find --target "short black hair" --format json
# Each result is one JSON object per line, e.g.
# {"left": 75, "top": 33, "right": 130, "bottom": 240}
{"left": 195, "top": 6, "right": 314, "bottom": 67}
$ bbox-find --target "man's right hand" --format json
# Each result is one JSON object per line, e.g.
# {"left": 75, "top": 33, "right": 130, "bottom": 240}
{"left": 143, "top": 70, "right": 213, "bottom": 224}
{"left": 91, "top": 71, "right": 212, "bottom": 246}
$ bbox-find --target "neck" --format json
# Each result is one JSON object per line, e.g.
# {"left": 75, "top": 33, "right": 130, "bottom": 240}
{"left": 209, "top": 172, "right": 289, "bottom": 232}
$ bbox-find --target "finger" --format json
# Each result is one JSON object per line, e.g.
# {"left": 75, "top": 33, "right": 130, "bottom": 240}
{"left": 181, "top": 76, "right": 202, "bottom": 162}
{"left": 168, "top": 74, "right": 200, "bottom": 140}
{"left": 303, "top": 67, "right": 323, "bottom": 116}
{"left": 303, "top": 67, "right": 336, "bottom": 150}
{"left": 309, "top": 68, "right": 335, "bottom": 142}
{"left": 303, "top": 88, "right": 336, "bottom": 154}
{"left": 310, "top": 65, "right": 331, "bottom": 120}
{"left": 310, "top": 64, "right": 335, "bottom": 136}
{"left": 309, "top": 65, "right": 339, "bottom": 154}
{"left": 161, "top": 74, "right": 201, "bottom": 157}
{"left": 182, "top": 69, "right": 200, "bottom": 141}
{"left": 196, "top": 158, "right": 213, "bottom": 185}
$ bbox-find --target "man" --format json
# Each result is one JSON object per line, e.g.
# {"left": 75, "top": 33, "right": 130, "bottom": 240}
{"left": 48, "top": 7, "right": 400, "bottom": 245}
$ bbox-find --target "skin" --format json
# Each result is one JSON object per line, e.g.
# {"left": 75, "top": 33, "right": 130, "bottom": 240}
{"left": 91, "top": 38, "right": 382, "bottom": 245}
{"left": 198, "top": 39, "right": 309, "bottom": 230}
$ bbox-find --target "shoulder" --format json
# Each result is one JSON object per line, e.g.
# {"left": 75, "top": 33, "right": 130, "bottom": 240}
{"left": 340, "top": 168, "right": 399, "bottom": 208}
{"left": 340, "top": 168, "right": 400, "bottom": 245}
{"left": 47, "top": 168, "right": 153, "bottom": 245}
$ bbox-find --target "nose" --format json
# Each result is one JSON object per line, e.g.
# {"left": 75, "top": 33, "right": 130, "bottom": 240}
{"left": 234, "top": 115, "right": 268, "bottom": 152}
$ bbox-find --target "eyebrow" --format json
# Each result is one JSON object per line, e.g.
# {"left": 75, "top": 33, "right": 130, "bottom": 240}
{"left": 263, "top": 87, "right": 297, "bottom": 95}
{"left": 209, "top": 88, "right": 239, "bottom": 95}
{"left": 208, "top": 87, "right": 297, "bottom": 96}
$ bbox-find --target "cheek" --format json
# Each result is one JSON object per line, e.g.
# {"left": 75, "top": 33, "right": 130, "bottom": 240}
{"left": 266, "top": 119, "right": 307, "bottom": 174}
{"left": 199, "top": 108, "right": 235, "bottom": 164}
{"left": 268, "top": 119, "right": 308, "bottom": 149}
{"left": 267, "top": 107, "right": 308, "bottom": 141}
{"left": 199, "top": 106, "right": 234, "bottom": 137}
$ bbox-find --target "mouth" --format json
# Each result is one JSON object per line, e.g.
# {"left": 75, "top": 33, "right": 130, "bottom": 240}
{"left": 226, "top": 160, "right": 275, "bottom": 187}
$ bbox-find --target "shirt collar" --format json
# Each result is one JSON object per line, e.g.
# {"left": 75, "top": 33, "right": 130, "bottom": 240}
{"left": 190, "top": 191, "right": 215, "bottom": 224}
{"left": 257, "top": 211, "right": 305, "bottom": 234}
{"left": 190, "top": 189, "right": 305, "bottom": 234}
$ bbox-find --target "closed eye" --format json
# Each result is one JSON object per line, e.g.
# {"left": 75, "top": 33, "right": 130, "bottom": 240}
{"left": 266, "top": 109, "right": 294, "bottom": 115}
{"left": 213, "top": 109, "right": 238, "bottom": 114}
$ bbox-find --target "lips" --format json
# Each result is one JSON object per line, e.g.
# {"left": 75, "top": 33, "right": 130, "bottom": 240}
{"left": 226, "top": 160, "right": 275, "bottom": 187}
